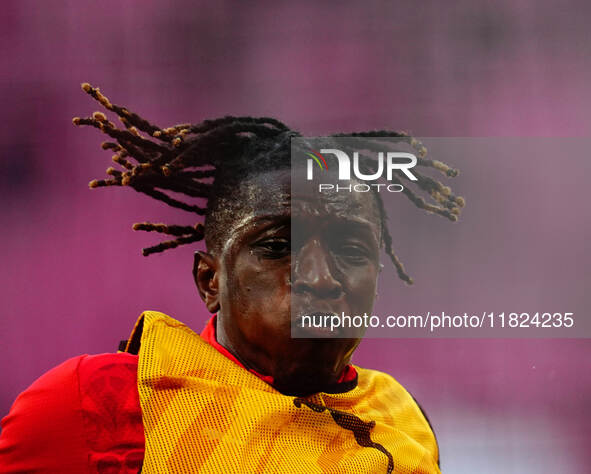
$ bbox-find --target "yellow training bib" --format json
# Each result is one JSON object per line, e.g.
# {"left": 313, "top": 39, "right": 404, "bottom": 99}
{"left": 127, "top": 311, "right": 440, "bottom": 473}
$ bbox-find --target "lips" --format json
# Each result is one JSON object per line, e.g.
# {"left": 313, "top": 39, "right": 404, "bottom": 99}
{"left": 291, "top": 311, "right": 344, "bottom": 338}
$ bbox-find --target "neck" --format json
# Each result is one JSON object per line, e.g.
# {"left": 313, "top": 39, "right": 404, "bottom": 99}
{"left": 209, "top": 314, "right": 357, "bottom": 395}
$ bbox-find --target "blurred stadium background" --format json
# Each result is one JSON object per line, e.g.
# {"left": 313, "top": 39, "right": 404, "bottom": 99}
{"left": 1, "top": 1, "right": 590, "bottom": 472}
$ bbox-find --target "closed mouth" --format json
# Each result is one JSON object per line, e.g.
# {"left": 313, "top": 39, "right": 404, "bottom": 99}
{"left": 292, "top": 311, "right": 343, "bottom": 337}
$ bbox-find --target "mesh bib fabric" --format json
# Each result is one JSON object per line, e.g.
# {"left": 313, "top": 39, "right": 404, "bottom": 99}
{"left": 127, "top": 311, "right": 440, "bottom": 473}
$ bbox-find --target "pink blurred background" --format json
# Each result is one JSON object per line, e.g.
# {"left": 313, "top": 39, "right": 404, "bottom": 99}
{"left": 1, "top": 1, "right": 590, "bottom": 472}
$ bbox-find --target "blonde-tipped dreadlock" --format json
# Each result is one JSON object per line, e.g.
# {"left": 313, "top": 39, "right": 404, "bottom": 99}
{"left": 73, "top": 83, "right": 464, "bottom": 284}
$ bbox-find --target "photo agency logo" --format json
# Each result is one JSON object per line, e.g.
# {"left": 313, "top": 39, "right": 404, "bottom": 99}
{"left": 303, "top": 147, "right": 418, "bottom": 193}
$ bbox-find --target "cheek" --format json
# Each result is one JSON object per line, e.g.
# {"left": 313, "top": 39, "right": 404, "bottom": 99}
{"left": 345, "top": 268, "right": 379, "bottom": 310}
{"left": 224, "top": 254, "right": 291, "bottom": 324}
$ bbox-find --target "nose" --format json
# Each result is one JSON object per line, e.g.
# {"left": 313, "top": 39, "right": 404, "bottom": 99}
{"left": 292, "top": 239, "right": 343, "bottom": 299}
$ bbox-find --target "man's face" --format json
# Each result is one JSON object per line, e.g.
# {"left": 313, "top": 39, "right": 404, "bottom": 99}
{"left": 195, "top": 169, "right": 382, "bottom": 396}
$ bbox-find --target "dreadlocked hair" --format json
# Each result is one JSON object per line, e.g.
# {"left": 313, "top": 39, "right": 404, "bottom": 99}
{"left": 73, "top": 83, "right": 464, "bottom": 284}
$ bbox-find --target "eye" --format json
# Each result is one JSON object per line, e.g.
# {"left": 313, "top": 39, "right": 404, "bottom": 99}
{"left": 341, "top": 245, "right": 367, "bottom": 256}
{"left": 335, "top": 241, "right": 372, "bottom": 264}
{"left": 253, "top": 238, "right": 290, "bottom": 259}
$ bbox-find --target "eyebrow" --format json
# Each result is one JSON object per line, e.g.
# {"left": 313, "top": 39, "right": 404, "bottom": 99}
{"left": 245, "top": 209, "right": 380, "bottom": 231}
{"left": 291, "top": 211, "right": 378, "bottom": 226}
{"left": 290, "top": 215, "right": 381, "bottom": 241}
{"left": 230, "top": 213, "right": 290, "bottom": 235}
{"left": 332, "top": 216, "right": 379, "bottom": 228}
{"left": 326, "top": 220, "right": 381, "bottom": 242}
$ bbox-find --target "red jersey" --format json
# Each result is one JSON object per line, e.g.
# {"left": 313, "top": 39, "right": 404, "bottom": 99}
{"left": 0, "top": 352, "right": 144, "bottom": 472}
{"left": 0, "top": 317, "right": 357, "bottom": 472}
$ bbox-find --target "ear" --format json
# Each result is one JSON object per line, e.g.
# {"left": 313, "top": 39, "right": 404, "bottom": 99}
{"left": 193, "top": 251, "right": 220, "bottom": 313}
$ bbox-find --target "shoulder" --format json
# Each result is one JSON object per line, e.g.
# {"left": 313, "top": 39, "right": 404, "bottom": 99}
{"left": 355, "top": 366, "right": 440, "bottom": 467}
{"left": 0, "top": 353, "right": 139, "bottom": 472}
{"left": 355, "top": 365, "right": 422, "bottom": 407}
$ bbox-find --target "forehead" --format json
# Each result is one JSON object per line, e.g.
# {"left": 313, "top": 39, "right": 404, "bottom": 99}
{"left": 233, "top": 169, "right": 382, "bottom": 231}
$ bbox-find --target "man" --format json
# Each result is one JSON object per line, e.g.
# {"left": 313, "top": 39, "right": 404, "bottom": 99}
{"left": 0, "top": 84, "right": 463, "bottom": 473}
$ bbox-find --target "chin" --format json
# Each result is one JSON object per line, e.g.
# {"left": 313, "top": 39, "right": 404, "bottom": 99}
{"left": 270, "top": 349, "right": 347, "bottom": 396}
{"left": 272, "top": 370, "right": 333, "bottom": 397}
